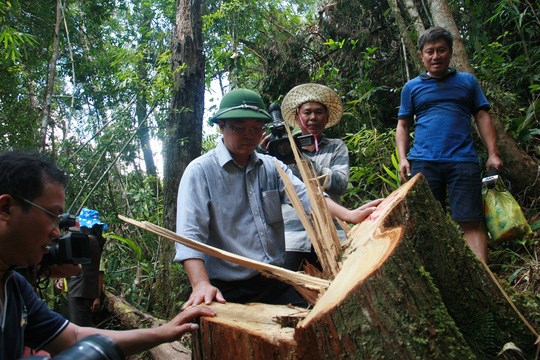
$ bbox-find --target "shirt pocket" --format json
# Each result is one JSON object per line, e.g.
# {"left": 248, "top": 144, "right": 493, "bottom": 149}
{"left": 261, "top": 190, "right": 283, "bottom": 225}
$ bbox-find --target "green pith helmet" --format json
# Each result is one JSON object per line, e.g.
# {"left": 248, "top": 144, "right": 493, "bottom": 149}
{"left": 210, "top": 89, "right": 272, "bottom": 124}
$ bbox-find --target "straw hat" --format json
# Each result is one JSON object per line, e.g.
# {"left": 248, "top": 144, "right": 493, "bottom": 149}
{"left": 281, "top": 83, "right": 343, "bottom": 129}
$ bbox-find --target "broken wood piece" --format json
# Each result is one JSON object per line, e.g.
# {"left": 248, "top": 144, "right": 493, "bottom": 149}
{"left": 275, "top": 126, "right": 344, "bottom": 279}
{"left": 275, "top": 162, "right": 340, "bottom": 278}
{"left": 118, "top": 215, "right": 330, "bottom": 295}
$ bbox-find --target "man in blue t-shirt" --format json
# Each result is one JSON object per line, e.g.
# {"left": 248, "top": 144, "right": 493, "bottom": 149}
{"left": 0, "top": 151, "right": 215, "bottom": 360}
{"left": 396, "top": 26, "right": 502, "bottom": 263}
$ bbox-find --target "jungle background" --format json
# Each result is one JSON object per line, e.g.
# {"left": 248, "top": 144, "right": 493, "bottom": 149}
{"left": 1, "top": 0, "right": 539, "bottom": 355}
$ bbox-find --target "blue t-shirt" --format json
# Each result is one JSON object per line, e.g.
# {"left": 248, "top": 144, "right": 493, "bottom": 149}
{"left": 1, "top": 271, "right": 69, "bottom": 360}
{"left": 398, "top": 69, "right": 490, "bottom": 162}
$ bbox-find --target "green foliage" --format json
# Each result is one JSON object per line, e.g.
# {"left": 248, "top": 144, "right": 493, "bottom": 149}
{"left": 0, "top": 0, "right": 40, "bottom": 63}
{"left": 0, "top": 25, "right": 38, "bottom": 62}
{"left": 379, "top": 147, "right": 401, "bottom": 191}
{"left": 202, "top": 131, "right": 220, "bottom": 153}
{"left": 106, "top": 233, "right": 143, "bottom": 261}
{"left": 490, "top": 237, "right": 540, "bottom": 294}
{"left": 468, "top": 0, "right": 540, "bottom": 153}
{"left": 98, "top": 174, "right": 191, "bottom": 314}
{"left": 489, "top": 236, "right": 540, "bottom": 332}
{"left": 202, "top": 0, "right": 318, "bottom": 97}
{"left": 342, "top": 127, "right": 398, "bottom": 207}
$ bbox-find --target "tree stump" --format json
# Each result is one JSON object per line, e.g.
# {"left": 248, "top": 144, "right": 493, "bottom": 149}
{"left": 193, "top": 174, "right": 538, "bottom": 359}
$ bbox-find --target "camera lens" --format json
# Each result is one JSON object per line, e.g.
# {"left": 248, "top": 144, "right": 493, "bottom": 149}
{"left": 54, "top": 334, "right": 124, "bottom": 360}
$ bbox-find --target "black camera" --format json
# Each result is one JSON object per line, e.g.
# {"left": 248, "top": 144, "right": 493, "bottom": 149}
{"left": 41, "top": 213, "right": 91, "bottom": 265}
{"left": 266, "top": 103, "right": 314, "bottom": 164}
{"left": 22, "top": 334, "right": 124, "bottom": 360}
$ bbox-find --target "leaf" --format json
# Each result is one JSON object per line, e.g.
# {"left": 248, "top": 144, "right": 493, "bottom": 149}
{"left": 107, "top": 234, "right": 143, "bottom": 260}
{"left": 497, "top": 342, "right": 524, "bottom": 356}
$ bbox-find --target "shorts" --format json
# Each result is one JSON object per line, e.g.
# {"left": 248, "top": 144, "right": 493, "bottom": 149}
{"left": 410, "top": 161, "right": 483, "bottom": 222}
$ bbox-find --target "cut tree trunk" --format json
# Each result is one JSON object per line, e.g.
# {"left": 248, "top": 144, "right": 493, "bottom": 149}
{"left": 192, "top": 174, "right": 538, "bottom": 359}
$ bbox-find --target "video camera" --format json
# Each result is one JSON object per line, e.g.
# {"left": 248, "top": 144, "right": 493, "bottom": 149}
{"left": 266, "top": 103, "right": 314, "bottom": 164}
{"left": 41, "top": 213, "right": 91, "bottom": 265}
{"left": 22, "top": 334, "right": 124, "bottom": 360}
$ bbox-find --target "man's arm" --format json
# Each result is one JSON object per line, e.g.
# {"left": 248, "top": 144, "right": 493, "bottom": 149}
{"left": 91, "top": 271, "right": 104, "bottom": 312}
{"left": 181, "top": 258, "right": 226, "bottom": 308}
{"left": 396, "top": 119, "right": 411, "bottom": 182}
{"left": 45, "top": 305, "right": 216, "bottom": 357}
{"left": 325, "top": 197, "right": 383, "bottom": 224}
{"left": 475, "top": 109, "right": 503, "bottom": 171}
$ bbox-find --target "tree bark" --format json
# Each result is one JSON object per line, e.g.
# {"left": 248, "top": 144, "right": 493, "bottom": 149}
{"left": 135, "top": 4, "right": 157, "bottom": 178}
{"left": 428, "top": 0, "right": 470, "bottom": 72}
{"left": 40, "top": 0, "right": 63, "bottom": 153}
{"left": 490, "top": 113, "right": 540, "bottom": 201}
{"left": 402, "top": 0, "right": 426, "bottom": 37}
{"left": 156, "top": 0, "right": 204, "bottom": 318}
{"left": 387, "top": 0, "right": 424, "bottom": 76}
{"left": 192, "top": 175, "right": 538, "bottom": 359}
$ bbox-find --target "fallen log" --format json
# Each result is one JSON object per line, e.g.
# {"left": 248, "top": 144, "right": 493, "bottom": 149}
{"left": 104, "top": 291, "right": 192, "bottom": 360}
{"left": 190, "top": 174, "right": 538, "bottom": 359}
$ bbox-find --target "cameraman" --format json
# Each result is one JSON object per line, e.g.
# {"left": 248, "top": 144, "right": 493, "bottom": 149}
{"left": 63, "top": 208, "right": 108, "bottom": 327}
{"left": 262, "top": 83, "right": 350, "bottom": 271}
{"left": 0, "top": 151, "right": 215, "bottom": 360}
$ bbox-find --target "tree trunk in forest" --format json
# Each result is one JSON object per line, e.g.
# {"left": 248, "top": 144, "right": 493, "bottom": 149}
{"left": 490, "top": 113, "right": 540, "bottom": 201}
{"left": 402, "top": 0, "right": 426, "bottom": 37}
{"left": 136, "top": 95, "right": 157, "bottom": 178}
{"left": 40, "top": 0, "right": 63, "bottom": 153}
{"left": 387, "top": 0, "right": 424, "bottom": 77}
{"left": 135, "top": 5, "right": 157, "bottom": 178}
{"left": 192, "top": 175, "right": 538, "bottom": 359}
{"left": 156, "top": 0, "right": 204, "bottom": 318}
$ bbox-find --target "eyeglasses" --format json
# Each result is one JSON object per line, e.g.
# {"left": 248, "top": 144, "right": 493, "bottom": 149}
{"left": 226, "top": 123, "right": 266, "bottom": 136}
{"left": 12, "top": 195, "right": 62, "bottom": 228}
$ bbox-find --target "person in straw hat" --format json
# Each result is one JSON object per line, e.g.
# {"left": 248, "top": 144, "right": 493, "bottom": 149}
{"left": 278, "top": 83, "right": 350, "bottom": 271}
{"left": 174, "top": 88, "right": 381, "bottom": 308}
